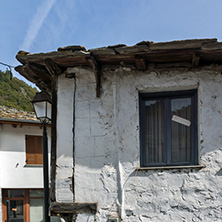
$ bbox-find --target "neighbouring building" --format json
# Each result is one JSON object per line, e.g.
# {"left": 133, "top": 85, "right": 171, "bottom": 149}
{"left": 0, "top": 106, "right": 59, "bottom": 222}
{"left": 15, "top": 39, "right": 222, "bottom": 222}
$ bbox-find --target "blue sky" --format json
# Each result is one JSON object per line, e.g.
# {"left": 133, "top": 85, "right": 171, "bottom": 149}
{"left": 1, "top": 0, "right": 222, "bottom": 85}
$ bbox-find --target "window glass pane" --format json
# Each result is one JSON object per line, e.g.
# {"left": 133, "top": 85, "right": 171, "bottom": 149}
{"left": 6, "top": 200, "right": 24, "bottom": 222}
{"left": 171, "top": 98, "right": 191, "bottom": 163}
{"left": 145, "top": 100, "right": 165, "bottom": 164}
{"left": 29, "top": 190, "right": 44, "bottom": 198}
{"left": 30, "top": 199, "right": 44, "bottom": 222}
{"left": 33, "top": 101, "right": 47, "bottom": 120}
{"left": 51, "top": 216, "right": 60, "bottom": 222}
{"left": 5, "top": 190, "right": 25, "bottom": 198}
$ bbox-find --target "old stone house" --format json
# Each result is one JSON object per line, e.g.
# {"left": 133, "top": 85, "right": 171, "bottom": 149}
{"left": 15, "top": 39, "right": 222, "bottom": 221}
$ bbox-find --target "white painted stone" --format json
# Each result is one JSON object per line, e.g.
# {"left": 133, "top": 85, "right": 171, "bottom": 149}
{"left": 76, "top": 213, "right": 95, "bottom": 222}
{"left": 75, "top": 136, "right": 95, "bottom": 158}
{"left": 75, "top": 101, "right": 90, "bottom": 118}
{"left": 56, "top": 75, "right": 75, "bottom": 202}
{"left": 75, "top": 117, "right": 91, "bottom": 137}
{"left": 56, "top": 68, "right": 222, "bottom": 221}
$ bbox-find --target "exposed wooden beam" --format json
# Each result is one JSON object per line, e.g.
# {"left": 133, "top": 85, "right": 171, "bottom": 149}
{"left": 155, "top": 62, "right": 192, "bottom": 69}
{"left": 45, "top": 58, "right": 65, "bottom": 76}
{"left": 50, "top": 202, "right": 97, "bottom": 214}
{"left": 27, "top": 63, "right": 52, "bottom": 91}
{"left": 135, "top": 55, "right": 147, "bottom": 70}
{"left": 85, "top": 55, "right": 101, "bottom": 97}
{"left": 15, "top": 64, "right": 50, "bottom": 91}
{"left": 28, "top": 63, "right": 52, "bottom": 80}
{"left": 192, "top": 52, "right": 200, "bottom": 67}
{"left": 15, "top": 65, "right": 38, "bottom": 85}
{"left": 50, "top": 77, "right": 58, "bottom": 203}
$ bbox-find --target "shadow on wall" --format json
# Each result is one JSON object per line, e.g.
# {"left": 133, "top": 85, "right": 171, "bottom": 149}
{"left": 215, "top": 168, "right": 222, "bottom": 176}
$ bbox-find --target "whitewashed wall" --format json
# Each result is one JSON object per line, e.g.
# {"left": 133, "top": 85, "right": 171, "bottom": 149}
{"left": 0, "top": 122, "right": 51, "bottom": 221}
{"left": 0, "top": 123, "right": 51, "bottom": 188}
{"left": 56, "top": 76, "right": 75, "bottom": 202}
{"left": 0, "top": 189, "right": 1, "bottom": 222}
{"left": 56, "top": 68, "right": 222, "bottom": 222}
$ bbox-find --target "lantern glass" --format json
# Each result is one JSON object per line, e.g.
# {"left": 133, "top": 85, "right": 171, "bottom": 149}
{"left": 32, "top": 91, "right": 52, "bottom": 123}
{"left": 33, "top": 101, "right": 51, "bottom": 122}
{"left": 46, "top": 101, "right": 52, "bottom": 120}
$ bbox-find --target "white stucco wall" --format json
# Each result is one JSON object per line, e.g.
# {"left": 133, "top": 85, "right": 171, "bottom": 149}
{"left": 0, "top": 123, "right": 51, "bottom": 222}
{"left": 56, "top": 68, "right": 222, "bottom": 222}
{"left": 56, "top": 76, "right": 75, "bottom": 202}
{"left": 0, "top": 123, "right": 51, "bottom": 189}
{"left": 0, "top": 123, "right": 51, "bottom": 188}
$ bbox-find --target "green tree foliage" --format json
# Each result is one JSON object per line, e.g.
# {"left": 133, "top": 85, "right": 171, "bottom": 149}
{"left": 0, "top": 70, "right": 38, "bottom": 111}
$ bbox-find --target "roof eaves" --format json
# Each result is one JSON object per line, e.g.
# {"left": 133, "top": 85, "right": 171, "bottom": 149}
{"left": 0, "top": 117, "right": 41, "bottom": 125}
{"left": 14, "top": 38, "right": 222, "bottom": 92}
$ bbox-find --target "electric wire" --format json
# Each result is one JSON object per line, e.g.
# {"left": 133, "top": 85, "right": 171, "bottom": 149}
{"left": 0, "top": 62, "right": 15, "bottom": 79}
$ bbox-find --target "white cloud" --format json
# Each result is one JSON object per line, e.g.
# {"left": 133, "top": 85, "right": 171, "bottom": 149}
{"left": 20, "top": 0, "right": 56, "bottom": 51}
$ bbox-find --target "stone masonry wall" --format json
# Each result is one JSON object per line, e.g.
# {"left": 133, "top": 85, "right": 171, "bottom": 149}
{"left": 56, "top": 67, "right": 222, "bottom": 222}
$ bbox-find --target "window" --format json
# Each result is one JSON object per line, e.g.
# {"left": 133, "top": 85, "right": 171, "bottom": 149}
{"left": 2, "top": 189, "right": 60, "bottom": 222}
{"left": 25, "top": 135, "right": 43, "bottom": 165}
{"left": 139, "top": 90, "right": 198, "bottom": 167}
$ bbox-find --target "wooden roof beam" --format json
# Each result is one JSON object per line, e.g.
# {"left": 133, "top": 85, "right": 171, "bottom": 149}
{"left": 192, "top": 52, "right": 200, "bottom": 67}
{"left": 45, "top": 58, "right": 65, "bottom": 76}
{"left": 27, "top": 63, "right": 53, "bottom": 91}
{"left": 135, "top": 55, "right": 147, "bottom": 71}
{"left": 15, "top": 64, "right": 50, "bottom": 91}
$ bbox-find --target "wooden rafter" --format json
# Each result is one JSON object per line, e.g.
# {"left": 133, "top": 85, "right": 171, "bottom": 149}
{"left": 45, "top": 58, "right": 65, "bottom": 76}
{"left": 192, "top": 52, "right": 200, "bottom": 67}
{"left": 135, "top": 55, "right": 147, "bottom": 70}
{"left": 50, "top": 202, "right": 97, "bottom": 214}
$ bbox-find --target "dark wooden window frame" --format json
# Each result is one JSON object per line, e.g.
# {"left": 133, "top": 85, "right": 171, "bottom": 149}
{"left": 139, "top": 89, "right": 198, "bottom": 167}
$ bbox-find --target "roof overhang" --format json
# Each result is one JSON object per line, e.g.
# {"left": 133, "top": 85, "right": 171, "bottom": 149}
{"left": 0, "top": 118, "right": 51, "bottom": 127}
{"left": 15, "top": 38, "right": 222, "bottom": 93}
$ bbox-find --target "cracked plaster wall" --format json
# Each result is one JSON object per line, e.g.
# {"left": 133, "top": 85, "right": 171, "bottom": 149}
{"left": 56, "top": 67, "right": 222, "bottom": 221}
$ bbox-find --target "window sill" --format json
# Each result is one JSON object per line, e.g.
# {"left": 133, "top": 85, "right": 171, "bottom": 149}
{"left": 136, "top": 164, "right": 205, "bottom": 171}
{"left": 24, "top": 164, "right": 43, "bottom": 168}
